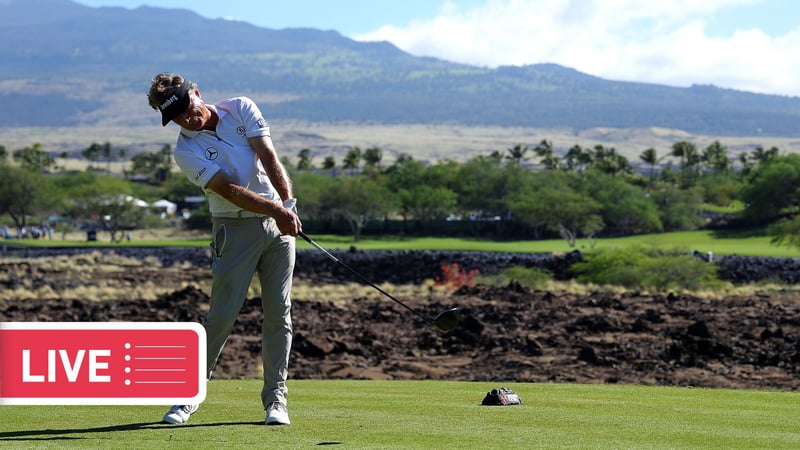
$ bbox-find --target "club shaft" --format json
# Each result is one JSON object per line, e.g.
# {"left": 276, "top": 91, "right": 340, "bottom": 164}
{"left": 299, "top": 232, "right": 432, "bottom": 323}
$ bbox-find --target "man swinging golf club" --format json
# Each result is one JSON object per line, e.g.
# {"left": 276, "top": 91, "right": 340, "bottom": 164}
{"left": 148, "top": 73, "right": 301, "bottom": 426}
{"left": 147, "top": 72, "right": 460, "bottom": 427}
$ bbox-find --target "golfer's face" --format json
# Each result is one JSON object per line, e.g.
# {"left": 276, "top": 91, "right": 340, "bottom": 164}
{"left": 173, "top": 92, "right": 210, "bottom": 131}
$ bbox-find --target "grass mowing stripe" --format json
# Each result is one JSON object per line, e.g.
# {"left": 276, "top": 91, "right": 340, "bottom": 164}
{"left": 16, "top": 230, "right": 800, "bottom": 258}
{"left": 0, "top": 380, "right": 798, "bottom": 449}
{"left": 540, "top": 384, "right": 800, "bottom": 448}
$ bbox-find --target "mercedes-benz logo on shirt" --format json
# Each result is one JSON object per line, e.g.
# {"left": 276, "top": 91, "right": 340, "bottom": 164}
{"left": 205, "top": 147, "right": 218, "bottom": 160}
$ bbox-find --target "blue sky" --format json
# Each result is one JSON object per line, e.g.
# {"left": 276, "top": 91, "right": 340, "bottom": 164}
{"left": 74, "top": 0, "right": 800, "bottom": 96}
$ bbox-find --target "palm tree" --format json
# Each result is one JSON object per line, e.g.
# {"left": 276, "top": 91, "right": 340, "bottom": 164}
{"left": 702, "top": 141, "right": 730, "bottom": 174}
{"left": 82, "top": 142, "right": 102, "bottom": 168}
{"left": 686, "top": 145, "right": 702, "bottom": 185}
{"left": 118, "top": 147, "right": 127, "bottom": 176}
{"left": 639, "top": 147, "right": 658, "bottom": 182}
{"left": 671, "top": 141, "right": 699, "bottom": 187}
{"left": 613, "top": 154, "right": 633, "bottom": 176}
{"left": 488, "top": 150, "right": 504, "bottom": 166}
{"left": 591, "top": 145, "right": 611, "bottom": 172}
{"left": 505, "top": 144, "right": 529, "bottom": 166}
{"left": 750, "top": 145, "right": 779, "bottom": 166}
{"left": 296, "top": 148, "right": 313, "bottom": 171}
{"left": 594, "top": 146, "right": 629, "bottom": 176}
{"left": 533, "top": 140, "right": 560, "bottom": 170}
{"left": 362, "top": 147, "right": 383, "bottom": 169}
{"left": 737, "top": 152, "right": 754, "bottom": 179}
{"left": 343, "top": 146, "right": 362, "bottom": 175}
{"left": 577, "top": 146, "right": 595, "bottom": 172}
{"left": 564, "top": 144, "right": 584, "bottom": 173}
{"left": 101, "top": 141, "right": 113, "bottom": 173}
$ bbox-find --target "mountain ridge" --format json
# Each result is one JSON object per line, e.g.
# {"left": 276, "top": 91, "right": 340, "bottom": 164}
{"left": 2, "top": 0, "right": 800, "bottom": 138}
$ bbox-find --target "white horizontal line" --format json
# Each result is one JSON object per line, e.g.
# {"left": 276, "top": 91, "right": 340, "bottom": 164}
{"left": 135, "top": 369, "right": 187, "bottom": 372}
{"left": 134, "top": 381, "right": 187, "bottom": 384}
{"left": 135, "top": 345, "right": 186, "bottom": 349}
{"left": 135, "top": 357, "right": 186, "bottom": 360}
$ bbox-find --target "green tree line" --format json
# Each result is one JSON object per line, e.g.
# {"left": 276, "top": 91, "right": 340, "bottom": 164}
{"left": 0, "top": 139, "right": 796, "bottom": 245}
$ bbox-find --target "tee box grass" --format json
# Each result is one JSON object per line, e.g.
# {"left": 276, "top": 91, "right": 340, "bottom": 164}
{"left": 1, "top": 380, "right": 798, "bottom": 448}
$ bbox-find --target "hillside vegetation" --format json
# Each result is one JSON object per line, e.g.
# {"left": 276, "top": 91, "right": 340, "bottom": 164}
{"left": 1, "top": 0, "right": 800, "bottom": 139}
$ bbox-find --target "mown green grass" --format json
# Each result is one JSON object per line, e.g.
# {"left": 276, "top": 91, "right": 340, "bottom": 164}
{"left": 1, "top": 380, "right": 798, "bottom": 449}
{"left": 297, "top": 230, "right": 799, "bottom": 257}
{"left": 17, "top": 230, "right": 799, "bottom": 257}
{"left": 11, "top": 238, "right": 210, "bottom": 248}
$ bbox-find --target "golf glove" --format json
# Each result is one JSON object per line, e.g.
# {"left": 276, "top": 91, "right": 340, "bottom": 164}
{"left": 283, "top": 198, "right": 297, "bottom": 214}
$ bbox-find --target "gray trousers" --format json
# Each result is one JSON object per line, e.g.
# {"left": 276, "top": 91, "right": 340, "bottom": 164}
{"left": 205, "top": 216, "right": 295, "bottom": 409}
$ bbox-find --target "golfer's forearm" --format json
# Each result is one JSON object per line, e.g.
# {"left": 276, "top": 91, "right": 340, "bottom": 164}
{"left": 265, "top": 163, "right": 293, "bottom": 201}
{"left": 216, "top": 183, "right": 285, "bottom": 218}
{"left": 249, "top": 135, "right": 293, "bottom": 201}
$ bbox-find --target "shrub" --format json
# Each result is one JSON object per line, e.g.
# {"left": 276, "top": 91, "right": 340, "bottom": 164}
{"left": 571, "top": 245, "right": 721, "bottom": 292}
{"left": 481, "top": 265, "right": 553, "bottom": 290}
{"left": 768, "top": 216, "right": 800, "bottom": 250}
{"left": 184, "top": 203, "right": 212, "bottom": 230}
{"left": 139, "top": 212, "right": 170, "bottom": 229}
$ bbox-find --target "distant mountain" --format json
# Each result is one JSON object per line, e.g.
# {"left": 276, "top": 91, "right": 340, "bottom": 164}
{"left": 2, "top": 0, "right": 800, "bottom": 136}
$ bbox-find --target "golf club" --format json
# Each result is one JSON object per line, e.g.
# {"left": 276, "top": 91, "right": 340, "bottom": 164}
{"left": 299, "top": 231, "right": 460, "bottom": 332}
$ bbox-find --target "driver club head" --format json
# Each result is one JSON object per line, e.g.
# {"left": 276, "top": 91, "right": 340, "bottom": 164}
{"left": 432, "top": 307, "right": 461, "bottom": 332}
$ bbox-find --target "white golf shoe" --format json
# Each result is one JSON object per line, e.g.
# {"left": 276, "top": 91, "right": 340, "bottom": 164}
{"left": 163, "top": 404, "right": 199, "bottom": 424}
{"left": 265, "top": 402, "right": 290, "bottom": 425}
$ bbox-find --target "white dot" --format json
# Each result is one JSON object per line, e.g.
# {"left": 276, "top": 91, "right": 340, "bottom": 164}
{"left": 125, "top": 355, "right": 131, "bottom": 361}
{"left": 125, "top": 379, "right": 131, "bottom": 386}
{"left": 125, "top": 367, "right": 131, "bottom": 373}
{"left": 124, "top": 343, "right": 131, "bottom": 349}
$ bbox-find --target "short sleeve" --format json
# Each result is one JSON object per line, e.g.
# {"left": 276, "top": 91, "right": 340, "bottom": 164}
{"left": 237, "top": 97, "right": 271, "bottom": 138}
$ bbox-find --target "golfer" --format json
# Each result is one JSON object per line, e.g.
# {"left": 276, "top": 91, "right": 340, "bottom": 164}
{"left": 147, "top": 73, "right": 301, "bottom": 425}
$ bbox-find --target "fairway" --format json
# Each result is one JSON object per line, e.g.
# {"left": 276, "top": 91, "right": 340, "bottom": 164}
{"left": 1, "top": 380, "right": 798, "bottom": 448}
{"left": 22, "top": 229, "right": 800, "bottom": 258}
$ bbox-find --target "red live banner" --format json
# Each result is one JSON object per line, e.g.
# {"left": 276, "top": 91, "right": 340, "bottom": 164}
{"left": 0, "top": 322, "right": 206, "bottom": 405}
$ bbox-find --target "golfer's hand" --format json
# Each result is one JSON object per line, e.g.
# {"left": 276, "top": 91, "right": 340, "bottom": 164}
{"left": 275, "top": 208, "right": 302, "bottom": 236}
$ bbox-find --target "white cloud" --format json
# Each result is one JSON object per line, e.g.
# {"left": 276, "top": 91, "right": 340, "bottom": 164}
{"left": 353, "top": 0, "right": 800, "bottom": 96}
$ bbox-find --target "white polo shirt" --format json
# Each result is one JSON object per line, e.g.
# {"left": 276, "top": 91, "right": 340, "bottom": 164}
{"left": 173, "top": 97, "right": 280, "bottom": 215}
